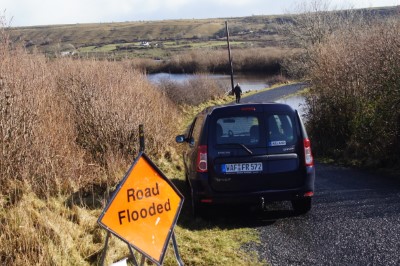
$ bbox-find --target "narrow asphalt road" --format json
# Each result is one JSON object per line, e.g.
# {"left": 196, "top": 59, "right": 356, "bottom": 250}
{"left": 252, "top": 163, "right": 400, "bottom": 266}
{"left": 240, "top": 82, "right": 308, "bottom": 103}
{"left": 236, "top": 83, "right": 400, "bottom": 265}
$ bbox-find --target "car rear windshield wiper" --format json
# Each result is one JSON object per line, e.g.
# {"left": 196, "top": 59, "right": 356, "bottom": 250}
{"left": 218, "top": 143, "right": 253, "bottom": 155}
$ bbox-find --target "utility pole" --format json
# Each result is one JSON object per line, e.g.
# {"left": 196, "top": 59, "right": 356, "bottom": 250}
{"left": 225, "top": 21, "right": 235, "bottom": 94}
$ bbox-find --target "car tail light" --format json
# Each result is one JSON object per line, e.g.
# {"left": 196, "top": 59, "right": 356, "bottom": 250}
{"left": 200, "top": 199, "right": 213, "bottom": 203}
{"left": 241, "top": 107, "right": 256, "bottom": 111}
{"left": 304, "top": 191, "right": 314, "bottom": 197}
{"left": 303, "top": 138, "right": 314, "bottom": 167}
{"left": 196, "top": 145, "right": 208, "bottom": 172}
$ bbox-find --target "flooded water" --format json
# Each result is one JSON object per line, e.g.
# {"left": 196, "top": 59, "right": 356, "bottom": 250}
{"left": 148, "top": 72, "right": 308, "bottom": 118}
{"left": 147, "top": 73, "right": 271, "bottom": 92}
{"left": 276, "top": 95, "right": 307, "bottom": 119}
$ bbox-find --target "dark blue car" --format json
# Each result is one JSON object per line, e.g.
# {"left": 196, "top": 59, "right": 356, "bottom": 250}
{"left": 176, "top": 103, "right": 315, "bottom": 216}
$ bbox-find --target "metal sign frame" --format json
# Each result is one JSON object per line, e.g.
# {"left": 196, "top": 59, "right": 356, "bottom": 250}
{"left": 98, "top": 152, "right": 184, "bottom": 265}
{"left": 99, "top": 230, "right": 183, "bottom": 266}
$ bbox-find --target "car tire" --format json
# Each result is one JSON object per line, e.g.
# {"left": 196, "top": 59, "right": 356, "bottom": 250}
{"left": 191, "top": 198, "right": 205, "bottom": 218}
{"left": 190, "top": 190, "right": 205, "bottom": 218}
{"left": 185, "top": 173, "right": 190, "bottom": 187}
{"left": 291, "top": 197, "right": 312, "bottom": 214}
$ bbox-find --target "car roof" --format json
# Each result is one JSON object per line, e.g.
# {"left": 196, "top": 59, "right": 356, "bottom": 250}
{"left": 202, "top": 103, "right": 296, "bottom": 116}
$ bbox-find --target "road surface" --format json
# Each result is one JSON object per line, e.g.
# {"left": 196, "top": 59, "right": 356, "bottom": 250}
{"left": 240, "top": 83, "right": 308, "bottom": 103}
{"left": 236, "top": 83, "right": 400, "bottom": 265}
{"left": 248, "top": 163, "right": 400, "bottom": 265}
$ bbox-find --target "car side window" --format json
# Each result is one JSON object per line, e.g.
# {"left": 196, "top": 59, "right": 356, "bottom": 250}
{"left": 267, "top": 114, "right": 296, "bottom": 146}
{"left": 186, "top": 118, "right": 197, "bottom": 139}
{"left": 189, "top": 116, "right": 204, "bottom": 146}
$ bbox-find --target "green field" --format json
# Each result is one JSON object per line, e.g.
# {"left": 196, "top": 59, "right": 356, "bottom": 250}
{"left": 8, "top": 6, "right": 397, "bottom": 60}
{"left": 8, "top": 15, "right": 291, "bottom": 59}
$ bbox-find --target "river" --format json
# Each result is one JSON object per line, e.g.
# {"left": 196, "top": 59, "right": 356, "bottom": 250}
{"left": 276, "top": 95, "right": 307, "bottom": 118}
{"left": 147, "top": 72, "right": 271, "bottom": 92}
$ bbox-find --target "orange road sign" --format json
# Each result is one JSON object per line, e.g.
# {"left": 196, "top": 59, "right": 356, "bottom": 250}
{"left": 98, "top": 152, "right": 184, "bottom": 265}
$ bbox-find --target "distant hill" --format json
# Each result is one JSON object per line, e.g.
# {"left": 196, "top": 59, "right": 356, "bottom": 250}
{"left": 7, "top": 5, "right": 398, "bottom": 59}
{"left": 8, "top": 16, "right": 284, "bottom": 46}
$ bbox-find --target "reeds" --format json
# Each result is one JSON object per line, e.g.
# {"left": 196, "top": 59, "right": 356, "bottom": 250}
{"left": 132, "top": 47, "right": 289, "bottom": 75}
{"left": 155, "top": 74, "right": 228, "bottom": 106}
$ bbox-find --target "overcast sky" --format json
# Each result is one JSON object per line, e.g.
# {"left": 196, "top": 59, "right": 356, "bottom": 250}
{"left": 1, "top": 0, "right": 399, "bottom": 27}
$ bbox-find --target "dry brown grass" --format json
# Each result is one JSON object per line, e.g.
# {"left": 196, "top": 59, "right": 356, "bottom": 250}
{"left": 0, "top": 38, "right": 100, "bottom": 264}
{"left": 0, "top": 44, "right": 181, "bottom": 197}
{"left": 53, "top": 58, "right": 180, "bottom": 167}
{"left": 306, "top": 18, "right": 400, "bottom": 166}
{"left": 1, "top": 16, "right": 238, "bottom": 263}
{"left": 0, "top": 21, "right": 187, "bottom": 263}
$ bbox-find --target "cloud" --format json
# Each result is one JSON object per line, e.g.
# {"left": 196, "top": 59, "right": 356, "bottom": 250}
{"left": 349, "top": 0, "right": 399, "bottom": 7}
{"left": 1, "top": 0, "right": 399, "bottom": 27}
{"left": 1, "top": 0, "right": 290, "bottom": 25}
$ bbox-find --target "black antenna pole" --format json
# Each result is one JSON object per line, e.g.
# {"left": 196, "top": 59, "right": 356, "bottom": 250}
{"left": 225, "top": 21, "right": 235, "bottom": 94}
{"left": 139, "top": 124, "right": 145, "bottom": 152}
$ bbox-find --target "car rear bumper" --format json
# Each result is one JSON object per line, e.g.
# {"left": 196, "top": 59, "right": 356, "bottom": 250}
{"left": 190, "top": 166, "right": 315, "bottom": 205}
{"left": 196, "top": 188, "right": 312, "bottom": 205}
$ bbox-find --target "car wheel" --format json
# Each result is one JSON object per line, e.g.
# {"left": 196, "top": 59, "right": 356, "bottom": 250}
{"left": 291, "top": 197, "right": 312, "bottom": 214}
{"left": 191, "top": 191, "right": 204, "bottom": 218}
{"left": 185, "top": 173, "right": 190, "bottom": 187}
{"left": 191, "top": 200, "right": 204, "bottom": 218}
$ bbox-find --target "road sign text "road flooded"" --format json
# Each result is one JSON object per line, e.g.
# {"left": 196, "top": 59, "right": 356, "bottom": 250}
{"left": 127, "top": 182, "right": 160, "bottom": 202}
{"left": 118, "top": 182, "right": 172, "bottom": 224}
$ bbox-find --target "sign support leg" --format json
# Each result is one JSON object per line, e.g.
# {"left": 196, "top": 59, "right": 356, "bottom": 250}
{"left": 172, "top": 231, "right": 184, "bottom": 266}
{"left": 140, "top": 254, "right": 146, "bottom": 266}
{"left": 128, "top": 244, "right": 139, "bottom": 266}
{"left": 97, "top": 149, "right": 184, "bottom": 266}
{"left": 100, "top": 231, "right": 111, "bottom": 266}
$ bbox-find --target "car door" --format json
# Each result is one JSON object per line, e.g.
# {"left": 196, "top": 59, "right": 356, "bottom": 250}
{"left": 264, "top": 112, "right": 304, "bottom": 189}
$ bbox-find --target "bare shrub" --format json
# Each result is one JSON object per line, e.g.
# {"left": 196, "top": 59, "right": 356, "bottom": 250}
{"left": 0, "top": 40, "right": 90, "bottom": 199}
{"left": 54, "top": 58, "right": 180, "bottom": 171}
{"left": 1, "top": 21, "right": 181, "bottom": 198}
{"left": 278, "top": 1, "right": 400, "bottom": 166}
{"left": 0, "top": 21, "right": 182, "bottom": 265}
{"left": 0, "top": 20, "right": 108, "bottom": 264}
{"left": 306, "top": 18, "right": 400, "bottom": 166}
{"left": 280, "top": 0, "right": 369, "bottom": 78}
{"left": 156, "top": 74, "right": 228, "bottom": 106}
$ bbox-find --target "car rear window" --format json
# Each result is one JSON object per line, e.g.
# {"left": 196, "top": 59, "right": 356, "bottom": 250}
{"left": 267, "top": 114, "right": 296, "bottom": 146}
{"left": 216, "top": 116, "right": 259, "bottom": 145}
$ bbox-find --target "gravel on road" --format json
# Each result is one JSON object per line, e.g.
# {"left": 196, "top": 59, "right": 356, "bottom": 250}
{"left": 225, "top": 83, "right": 400, "bottom": 265}
{"left": 250, "top": 163, "right": 400, "bottom": 266}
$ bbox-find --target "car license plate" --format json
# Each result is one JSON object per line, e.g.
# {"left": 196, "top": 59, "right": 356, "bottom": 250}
{"left": 222, "top": 162, "right": 263, "bottom": 173}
